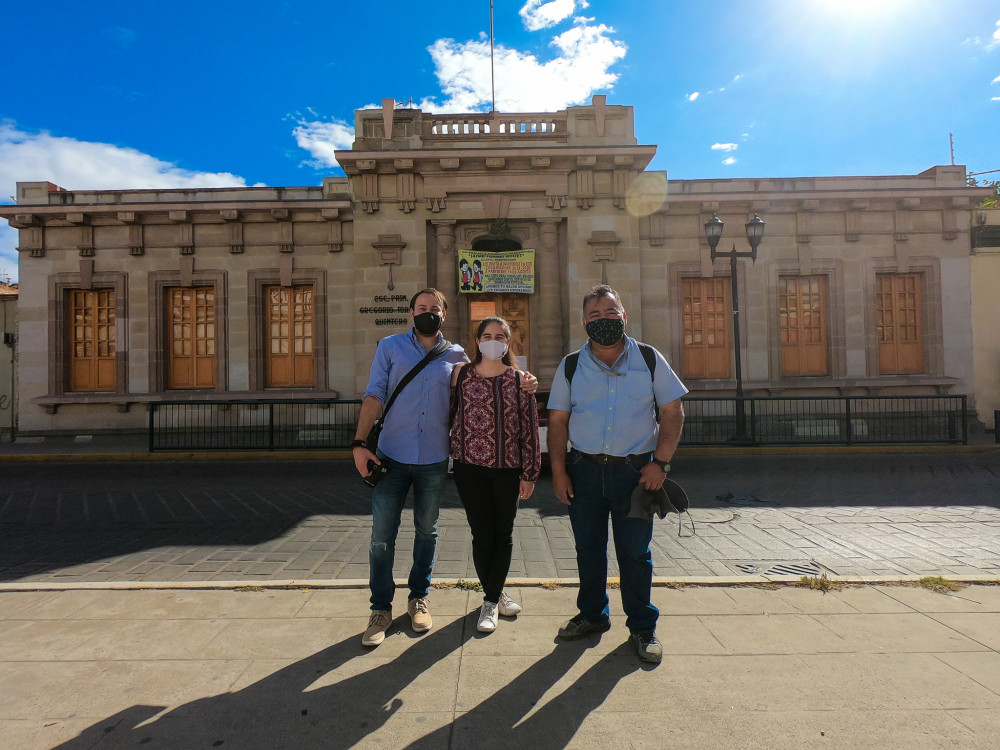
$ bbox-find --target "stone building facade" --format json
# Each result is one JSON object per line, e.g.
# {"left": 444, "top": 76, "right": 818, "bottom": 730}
{"left": 0, "top": 96, "right": 994, "bottom": 435}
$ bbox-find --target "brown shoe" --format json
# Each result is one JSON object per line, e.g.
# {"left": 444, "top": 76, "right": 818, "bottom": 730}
{"left": 362, "top": 609, "right": 392, "bottom": 647}
{"left": 407, "top": 597, "right": 432, "bottom": 633}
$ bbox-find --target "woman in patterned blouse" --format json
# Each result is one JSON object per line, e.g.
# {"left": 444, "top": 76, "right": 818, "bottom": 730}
{"left": 450, "top": 316, "right": 541, "bottom": 633}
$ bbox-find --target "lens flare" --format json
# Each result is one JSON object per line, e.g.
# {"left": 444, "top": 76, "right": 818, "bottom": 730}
{"left": 626, "top": 172, "right": 668, "bottom": 218}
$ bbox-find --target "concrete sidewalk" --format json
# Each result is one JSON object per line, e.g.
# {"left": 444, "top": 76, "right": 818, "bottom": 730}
{"left": 2, "top": 583, "right": 999, "bottom": 749}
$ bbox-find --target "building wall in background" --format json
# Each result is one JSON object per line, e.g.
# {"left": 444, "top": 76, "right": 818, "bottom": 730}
{"left": 0, "top": 98, "right": 993, "bottom": 435}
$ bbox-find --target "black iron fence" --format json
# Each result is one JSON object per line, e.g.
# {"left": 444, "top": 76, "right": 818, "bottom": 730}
{"left": 149, "top": 400, "right": 362, "bottom": 452}
{"left": 149, "top": 394, "right": 968, "bottom": 452}
{"left": 680, "top": 395, "right": 968, "bottom": 446}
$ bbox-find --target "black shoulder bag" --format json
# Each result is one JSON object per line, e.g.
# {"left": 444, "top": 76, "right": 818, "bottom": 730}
{"left": 366, "top": 339, "right": 451, "bottom": 454}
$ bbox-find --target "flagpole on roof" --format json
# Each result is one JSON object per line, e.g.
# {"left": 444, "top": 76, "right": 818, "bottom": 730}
{"left": 490, "top": 0, "right": 496, "bottom": 113}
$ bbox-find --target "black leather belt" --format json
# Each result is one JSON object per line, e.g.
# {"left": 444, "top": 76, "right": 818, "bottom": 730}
{"left": 575, "top": 450, "right": 649, "bottom": 466}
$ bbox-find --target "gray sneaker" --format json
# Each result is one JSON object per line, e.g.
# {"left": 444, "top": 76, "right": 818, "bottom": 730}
{"left": 498, "top": 592, "right": 522, "bottom": 617}
{"left": 557, "top": 613, "right": 612, "bottom": 640}
{"left": 630, "top": 630, "right": 663, "bottom": 663}
{"left": 477, "top": 601, "right": 499, "bottom": 633}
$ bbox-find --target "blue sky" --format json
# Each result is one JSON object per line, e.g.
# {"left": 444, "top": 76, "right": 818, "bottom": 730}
{"left": 2, "top": 0, "right": 999, "bottom": 282}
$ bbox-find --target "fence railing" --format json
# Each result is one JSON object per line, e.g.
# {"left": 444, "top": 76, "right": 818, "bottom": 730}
{"left": 149, "top": 400, "right": 362, "bottom": 452}
{"left": 680, "top": 395, "right": 968, "bottom": 446}
{"left": 149, "top": 394, "right": 969, "bottom": 452}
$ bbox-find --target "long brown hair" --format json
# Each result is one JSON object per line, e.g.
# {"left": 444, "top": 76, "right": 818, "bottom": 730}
{"left": 471, "top": 316, "right": 518, "bottom": 368}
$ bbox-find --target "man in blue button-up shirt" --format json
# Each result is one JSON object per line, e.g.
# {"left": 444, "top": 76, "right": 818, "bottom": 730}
{"left": 351, "top": 288, "right": 536, "bottom": 647}
{"left": 547, "top": 284, "right": 687, "bottom": 663}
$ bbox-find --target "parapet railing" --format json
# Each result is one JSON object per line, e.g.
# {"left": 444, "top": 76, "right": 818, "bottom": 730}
{"left": 680, "top": 395, "right": 969, "bottom": 446}
{"left": 422, "top": 113, "right": 567, "bottom": 139}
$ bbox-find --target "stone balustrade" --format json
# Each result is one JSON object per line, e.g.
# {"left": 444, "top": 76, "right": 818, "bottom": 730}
{"left": 423, "top": 113, "right": 566, "bottom": 139}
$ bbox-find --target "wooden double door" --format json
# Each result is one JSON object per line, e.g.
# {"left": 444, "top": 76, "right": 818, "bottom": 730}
{"left": 467, "top": 293, "right": 530, "bottom": 371}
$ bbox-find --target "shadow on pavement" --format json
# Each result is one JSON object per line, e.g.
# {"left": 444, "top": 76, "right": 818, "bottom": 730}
{"left": 46, "top": 614, "right": 639, "bottom": 750}
{"left": 0, "top": 459, "right": 567, "bottom": 583}
{"left": 47, "top": 612, "right": 641, "bottom": 750}
{"left": 404, "top": 634, "right": 643, "bottom": 749}
{"left": 51, "top": 615, "right": 473, "bottom": 750}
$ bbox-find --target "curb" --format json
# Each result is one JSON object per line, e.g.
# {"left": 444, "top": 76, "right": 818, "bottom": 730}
{"left": 2, "top": 575, "right": 998, "bottom": 594}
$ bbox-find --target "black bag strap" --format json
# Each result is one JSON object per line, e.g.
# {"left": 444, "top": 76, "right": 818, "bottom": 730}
{"left": 378, "top": 338, "right": 451, "bottom": 422}
{"left": 563, "top": 343, "right": 659, "bottom": 412}
{"left": 564, "top": 343, "right": 657, "bottom": 384}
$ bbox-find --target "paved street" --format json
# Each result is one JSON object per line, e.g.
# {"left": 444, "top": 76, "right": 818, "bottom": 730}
{"left": 2, "top": 450, "right": 999, "bottom": 585}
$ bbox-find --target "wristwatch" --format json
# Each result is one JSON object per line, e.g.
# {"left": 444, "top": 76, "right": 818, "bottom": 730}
{"left": 649, "top": 457, "right": 671, "bottom": 473}
{"left": 349, "top": 439, "right": 368, "bottom": 450}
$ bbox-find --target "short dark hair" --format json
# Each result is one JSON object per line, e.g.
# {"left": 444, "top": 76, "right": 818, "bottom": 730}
{"left": 582, "top": 284, "right": 622, "bottom": 313}
{"left": 410, "top": 288, "right": 448, "bottom": 311}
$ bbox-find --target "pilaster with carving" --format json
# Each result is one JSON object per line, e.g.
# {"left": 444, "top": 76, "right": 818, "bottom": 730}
{"left": 432, "top": 221, "right": 459, "bottom": 343}
{"left": 536, "top": 218, "right": 565, "bottom": 379}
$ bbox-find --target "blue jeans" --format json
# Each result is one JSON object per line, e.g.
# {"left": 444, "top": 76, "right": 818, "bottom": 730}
{"left": 566, "top": 450, "right": 658, "bottom": 633}
{"left": 369, "top": 451, "right": 449, "bottom": 612}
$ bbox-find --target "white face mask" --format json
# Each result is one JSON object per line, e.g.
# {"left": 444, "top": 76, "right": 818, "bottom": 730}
{"left": 478, "top": 339, "right": 508, "bottom": 361}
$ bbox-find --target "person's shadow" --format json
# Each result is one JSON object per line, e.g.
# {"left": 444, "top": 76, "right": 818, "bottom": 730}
{"left": 404, "top": 632, "right": 644, "bottom": 749}
{"left": 50, "top": 612, "right": 643, "bottom": 749}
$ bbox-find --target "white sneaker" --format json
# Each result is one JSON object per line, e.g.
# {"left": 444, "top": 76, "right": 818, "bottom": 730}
{"left": 498, "top": 592, "right": 522, "bottom": 617}
{"left": 477, "top": 601, "right": 499, "bottom": 633}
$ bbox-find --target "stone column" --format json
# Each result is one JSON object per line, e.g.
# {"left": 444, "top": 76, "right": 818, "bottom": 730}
{"left": 536, "top": 218, "right": 565, "bottom": 382}
{"left": 432, "top": 221, "right": 460, "bottom": 344}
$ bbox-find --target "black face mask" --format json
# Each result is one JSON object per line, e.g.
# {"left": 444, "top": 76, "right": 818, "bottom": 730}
{"left": 585, "top": 317, "right": 625, "bottom": 347}
{"left": 413, "top": 312, "right": 443, "bottom": 336}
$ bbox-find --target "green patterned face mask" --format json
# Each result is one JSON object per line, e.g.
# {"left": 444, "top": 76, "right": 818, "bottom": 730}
{"left": 585, "top": 317, "right": 625, "bottom": 347}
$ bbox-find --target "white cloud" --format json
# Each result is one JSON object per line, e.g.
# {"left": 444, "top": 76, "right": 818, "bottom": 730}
{"left": 993, "top": 96, "right": 1000, "bottom": 101}
{"left": 419, "top": 19, "right": 626, "bottom": 113}
{"left": 712, "top": 143, "right": 738, "bottom": 152}
{"left": 992, "top": 75, "right": 1000, "bottom": 84}
{"left": 519, "top": 0, "right": 579, "bottom": 31}
{"left": 290, "top": 117, "right": 355, "bottom": 168}
{"left": 0, "top": 122, "right": 252, "bottom": 192}
{"left": 292, "top": 9, "right": 624, "bottom": 165}
{"left": 0, "top": 121, "right": 257, "bottom": 282}
{"left": 992, "top": 19, "right": 1000, "bottom": 48}
{"left": 105, "top": 26, "right": 136, "bottom": 49}
{"left": 722, "top": 157, "right": 737, "bottom": 166}
{"left": 687, "top": 92, "right": 700, "bottom": 102}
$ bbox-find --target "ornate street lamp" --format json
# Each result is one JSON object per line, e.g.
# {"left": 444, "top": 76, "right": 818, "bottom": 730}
{"left": 704, "top": 213, "right": 765, "bottom": 443}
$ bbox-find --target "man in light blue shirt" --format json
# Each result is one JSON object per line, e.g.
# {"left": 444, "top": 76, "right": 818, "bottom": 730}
{"left": 547, "top": 284, "right": 687, "bottom": 663}
{"left": 351, "top": 288, "right": 536, "bottom": 647}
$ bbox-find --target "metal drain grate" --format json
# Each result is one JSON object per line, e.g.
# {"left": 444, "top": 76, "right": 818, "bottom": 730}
{"left": 728, "top": 560, "right": 827, "bottom": 577}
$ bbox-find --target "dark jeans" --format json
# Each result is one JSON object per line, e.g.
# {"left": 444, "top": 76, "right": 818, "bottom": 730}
{"left": 368, "top": 451, "right": 449, "bottom": 612}
{"left": 566, "top": 450, "right": 658, "bottom": 633}
{"left": 452, "top": 461, "right": 520, "bottom": 603}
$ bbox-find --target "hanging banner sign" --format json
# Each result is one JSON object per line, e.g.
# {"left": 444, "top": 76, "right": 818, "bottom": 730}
{"left": 457, "top": 249, "right": 535, "bottom": 294}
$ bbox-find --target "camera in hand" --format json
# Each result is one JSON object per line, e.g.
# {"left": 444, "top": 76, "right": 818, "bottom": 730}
{"left": 364, "top": 459, "right": 389, "bottom": 487}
